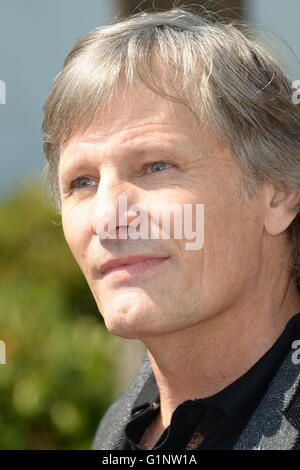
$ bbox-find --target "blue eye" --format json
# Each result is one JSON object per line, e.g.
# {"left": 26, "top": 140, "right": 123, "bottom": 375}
{"left": 71, "top": 176, "right": 97, "bottom": 190}
{"left": 146, "top": 161, "right": 173, "bottom": 174}
{"left": 69, "top": 161, "right": 174, "bottom": 191}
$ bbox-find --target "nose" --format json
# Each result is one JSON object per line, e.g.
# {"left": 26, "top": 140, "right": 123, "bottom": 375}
{"left": 90, "top": 169, "right": 141, "bottom": 239}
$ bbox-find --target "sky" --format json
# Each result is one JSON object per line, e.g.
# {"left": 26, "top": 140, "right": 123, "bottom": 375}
{"left": 246, "top": 0, "right": 300, "bottom": 81}
{"left": 0, "top": 0, "right": 117, "bottom": 200}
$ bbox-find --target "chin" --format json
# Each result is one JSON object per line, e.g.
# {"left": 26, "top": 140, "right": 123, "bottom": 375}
{"left": 105, "top": 321, "right": 150, "bottom": 340}
{"left": 102, "top": 308, "right": 147, "bottom": 338}
{"left": 103, "top": 308, "right": 171, "bottom": 340}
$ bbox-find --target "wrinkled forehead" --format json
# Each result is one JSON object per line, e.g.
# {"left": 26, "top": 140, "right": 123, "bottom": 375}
{"left": 84, "top": 87, "right": 180, "bottom": 135}
{"left": 59, "top": 80, "right": 205, "bottom": 156}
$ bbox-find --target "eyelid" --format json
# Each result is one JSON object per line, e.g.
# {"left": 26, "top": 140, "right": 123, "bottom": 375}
{"left": 70, "top": 175, "right": 98, "bottom": 190}
{"left": 142, "top": 160, "right": 177, "bottom": 173}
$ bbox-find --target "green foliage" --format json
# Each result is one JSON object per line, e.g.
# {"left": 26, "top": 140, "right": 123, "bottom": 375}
{"left": 0, "top": 180, "right": 121, "bottom": 449}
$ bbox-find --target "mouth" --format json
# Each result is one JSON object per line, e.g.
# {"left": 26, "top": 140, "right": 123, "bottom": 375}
{"left": 101, "top": 257, "right": 170, "bottom": 280}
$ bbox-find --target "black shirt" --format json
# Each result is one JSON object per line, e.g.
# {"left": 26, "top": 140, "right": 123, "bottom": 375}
{"left": 119, "top": 312, "right": 300, "bottom": 450}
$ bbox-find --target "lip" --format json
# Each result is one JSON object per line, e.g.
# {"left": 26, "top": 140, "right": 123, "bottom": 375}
{"left": 100, "top": 255, "right": 170, "bottom": 279}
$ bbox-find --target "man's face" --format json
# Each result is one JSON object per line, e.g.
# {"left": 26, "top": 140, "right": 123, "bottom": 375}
{"left": 58, "top": 82, "right": 264, "bottom": 340}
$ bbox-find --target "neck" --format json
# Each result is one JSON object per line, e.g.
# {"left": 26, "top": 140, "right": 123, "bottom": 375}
{"left": 142, "top": 275, "right": 300, "bottom": 429}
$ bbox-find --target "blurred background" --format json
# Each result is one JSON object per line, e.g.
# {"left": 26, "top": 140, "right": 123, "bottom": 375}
{"left": 0, "top": 0, "right": 299, "bottom": 449}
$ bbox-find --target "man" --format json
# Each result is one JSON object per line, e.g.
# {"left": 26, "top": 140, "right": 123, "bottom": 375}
{"left": 42, "top": 7, "right": 300, "bottom": 450}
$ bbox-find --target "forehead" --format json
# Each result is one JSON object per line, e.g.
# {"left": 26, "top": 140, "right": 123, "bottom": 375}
{"left": 66, "top": 82, "right": 199, "bottom": 142}
{"left": 59, "top": 82, "right": 205, "bottom": 164}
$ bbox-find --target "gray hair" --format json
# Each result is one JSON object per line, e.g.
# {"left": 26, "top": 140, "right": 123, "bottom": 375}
{"left": 42, "top": 6, "right": 300, "bottom": 281}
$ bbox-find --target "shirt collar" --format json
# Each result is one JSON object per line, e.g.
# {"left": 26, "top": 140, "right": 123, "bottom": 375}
{"left": 132, "top": 312, "right": 300, "bottom": 423}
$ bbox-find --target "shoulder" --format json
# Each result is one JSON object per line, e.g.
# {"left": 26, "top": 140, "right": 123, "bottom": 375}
{"left": 234, "top": 348, "right": 300, "bottom": 449}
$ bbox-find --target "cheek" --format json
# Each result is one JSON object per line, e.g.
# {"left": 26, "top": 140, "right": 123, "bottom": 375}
{"left": 61, "top": 210, "right": 90, "bottom": 266}
{"left": 204, "top": 198, "right": 261, "bottom": 277}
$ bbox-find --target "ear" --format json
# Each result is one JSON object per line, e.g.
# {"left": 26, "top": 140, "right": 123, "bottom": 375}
{"left": 263, "top": 184, "right": 300, "bottom": 236}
